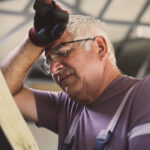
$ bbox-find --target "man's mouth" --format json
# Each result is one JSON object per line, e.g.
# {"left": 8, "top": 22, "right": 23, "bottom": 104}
{"left": 60, "top": 74, "right": 73, "bottom": 83}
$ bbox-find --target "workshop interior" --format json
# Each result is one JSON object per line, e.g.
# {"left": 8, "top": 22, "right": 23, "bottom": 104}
{"left": 0, "top": 0, "right": 150, "bottom": 149}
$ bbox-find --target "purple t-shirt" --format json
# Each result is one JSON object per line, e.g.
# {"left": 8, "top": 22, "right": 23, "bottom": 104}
{"left": 32, "top": 75, "right": 150, "bottom": 150}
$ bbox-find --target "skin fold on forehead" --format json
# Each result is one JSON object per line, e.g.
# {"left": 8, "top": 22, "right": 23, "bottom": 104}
{"left": 45, "top": 30, "right": 73, "bottom": 56}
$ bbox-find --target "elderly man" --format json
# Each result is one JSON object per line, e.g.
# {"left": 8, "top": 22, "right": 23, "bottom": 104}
{"left": 1, "top": 0, "right": 150, "bottom": 150}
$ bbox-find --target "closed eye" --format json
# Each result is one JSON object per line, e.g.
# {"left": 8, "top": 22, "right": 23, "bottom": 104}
{"left": 55, "top": 51, "right": 67, "bottom": 57}
{"left": 53, "top": 48, "right": 73, "bottom": 58}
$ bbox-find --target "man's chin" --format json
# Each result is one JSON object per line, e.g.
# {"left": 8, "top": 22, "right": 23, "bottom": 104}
{"left": 64, "top": 88, "right": 76, "bottom": 97}
{"left": 64, "top": 88, "right": 83, "bottom": 102}
{"left": 59, "top": 82, "right": 84, "bottom": 100}
{"left": 64, "top": 87, "right": 79, "bottom": 98}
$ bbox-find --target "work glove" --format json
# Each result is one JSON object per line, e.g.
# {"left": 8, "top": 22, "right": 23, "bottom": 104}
{"left": 29, "top": 0, "right": 69, "bottom": 47}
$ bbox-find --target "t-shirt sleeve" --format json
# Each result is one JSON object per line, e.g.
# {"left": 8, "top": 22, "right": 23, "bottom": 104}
{"left": 31, "top": 89, "right": 65, "bottom": 133}
{"left": 127, "top": 75, "right": 150, "bottom": 150}
{"left": 31, "top": 88, "right": 80, "bottom": 136}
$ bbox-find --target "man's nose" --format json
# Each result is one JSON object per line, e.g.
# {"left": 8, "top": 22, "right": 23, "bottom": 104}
{"left": 50, "top": 61, "right": 63, "bottom": 75}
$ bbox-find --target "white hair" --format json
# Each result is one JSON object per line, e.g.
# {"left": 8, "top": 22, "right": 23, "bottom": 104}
{"left": 66, "top": 15, "right": 116, "bottom": 66}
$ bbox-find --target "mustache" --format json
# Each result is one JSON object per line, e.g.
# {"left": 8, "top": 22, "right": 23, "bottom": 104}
{"left": 57, "top": 67, "right": 73, "bottom": 76}
{"left": 54, "top": 68, "right": 74, "bottom": 82}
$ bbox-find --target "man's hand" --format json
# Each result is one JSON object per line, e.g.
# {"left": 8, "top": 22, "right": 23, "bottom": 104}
{"left": 29, "top": 0, "right": 69, "bottom": 47}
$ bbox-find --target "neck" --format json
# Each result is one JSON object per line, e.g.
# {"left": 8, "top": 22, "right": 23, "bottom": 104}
{"left": 99, "top": 66, "right": 122, "bottom": 96}
{"left": 78, "top": 63, "right": 122, "bottom": 106}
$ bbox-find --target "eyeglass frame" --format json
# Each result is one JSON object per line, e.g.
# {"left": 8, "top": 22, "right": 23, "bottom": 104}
{"left": 41, "top": 37, "right": 95, "bottom": 75}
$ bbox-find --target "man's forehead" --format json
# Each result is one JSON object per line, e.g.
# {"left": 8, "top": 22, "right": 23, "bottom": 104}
{"left": 45, "top": 31, "right": 72, "bottom": 56}
{"left": 52, "top": 31, "right": 72, "bottom": 47}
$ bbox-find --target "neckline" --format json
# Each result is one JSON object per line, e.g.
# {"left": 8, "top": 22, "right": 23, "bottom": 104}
{"left": 86, "top": 75, "right": 129, "bottom": 107}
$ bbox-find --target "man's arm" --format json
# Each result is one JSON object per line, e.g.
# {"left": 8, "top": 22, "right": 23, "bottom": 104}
{"left": 0, "top": 0, "right": 69, "bottom": 123}
{"left": 0, "top": 36, "right": 44, "bottom": 122}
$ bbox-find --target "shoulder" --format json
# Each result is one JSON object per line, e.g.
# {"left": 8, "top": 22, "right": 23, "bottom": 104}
{"left": 127, "top": 75, "right": 150, "bottom": 149}
{"left": 135, "top": 75, "right": 150, "bottom": 91}
{"left": 31, "top": 88, "right": 70, "bottom": 104}
{"left": 132, "top": 75, "right": 150, "bottom": 106}
{"left": 31, "top": 88, "right": 79, "bottom": 109}
{"left": 127, "top": 75, "right": 150, "bottom": 133}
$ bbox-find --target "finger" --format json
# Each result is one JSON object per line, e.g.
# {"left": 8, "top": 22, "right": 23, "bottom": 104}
{"left": 41, "top": 0, "right": 52, "bottom": 4}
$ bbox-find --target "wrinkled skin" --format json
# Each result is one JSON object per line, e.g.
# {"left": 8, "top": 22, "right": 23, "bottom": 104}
{"left": 45, "top": 31, "right": 121, "bottom": 105}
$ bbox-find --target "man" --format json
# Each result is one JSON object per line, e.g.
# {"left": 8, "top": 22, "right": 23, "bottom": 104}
{"left": 1, "top": 1, "right": 150, "bottom": 150}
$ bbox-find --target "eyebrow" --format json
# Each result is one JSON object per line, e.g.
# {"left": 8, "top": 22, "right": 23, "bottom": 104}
{"left": 52, "top": 48, "right": 73, "bottom": 56}
{"left": 45, "top": 42, "right": 71, "bottom": 55}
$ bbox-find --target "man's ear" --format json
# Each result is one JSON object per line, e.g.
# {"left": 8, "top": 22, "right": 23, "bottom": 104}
{"left": 94, "top": 36, "right": 108, "bottom": 61}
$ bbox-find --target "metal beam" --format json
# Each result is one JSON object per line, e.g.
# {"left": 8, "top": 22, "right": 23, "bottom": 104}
{"left": 98, "top": 0, "right": 113, "bottom": 19}
{"left": 23, "top": 0, "right": 34, "bottom": 12}
{"left": 0, "top": 16, "right": 33, "bottom": 44}
{"left": 123, "top": 0, "right": 150, "bottom": 42}
{"left": 0, "top": 9, "right": 32, "bottom": 16}
{"left": 74, "top": 0, "right": 81, "bottom": 8}
{"left": 59, "top": 0, "right": 150, "bottom": 27}
{"left": 115, "top": 0, "right": 150, "bottom": 58}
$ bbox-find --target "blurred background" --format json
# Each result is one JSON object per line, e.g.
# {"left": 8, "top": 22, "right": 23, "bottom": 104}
{"left": 0, "top": 0, "right": 150, "bottom": 149}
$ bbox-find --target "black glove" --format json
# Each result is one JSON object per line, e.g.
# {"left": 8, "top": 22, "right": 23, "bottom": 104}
{"left": 29, "top": 0, "right": 69, "bottom": 47}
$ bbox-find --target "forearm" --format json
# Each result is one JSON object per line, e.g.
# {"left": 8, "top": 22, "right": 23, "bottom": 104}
{"left": 0, "top": 36, "right": 44, "bottom": 95}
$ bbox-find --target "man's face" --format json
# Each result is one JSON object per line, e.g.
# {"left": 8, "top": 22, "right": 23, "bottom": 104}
{"left": 46, "top": 32, "right": 105, "bottom": 104}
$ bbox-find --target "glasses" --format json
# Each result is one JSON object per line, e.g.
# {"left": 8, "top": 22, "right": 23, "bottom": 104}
{"left": 41, "top": 37, "right": 94, "bottom": 75}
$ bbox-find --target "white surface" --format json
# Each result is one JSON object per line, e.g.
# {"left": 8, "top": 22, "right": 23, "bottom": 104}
{"left": 28, "top": 123, "right": 58, "bottom": 150}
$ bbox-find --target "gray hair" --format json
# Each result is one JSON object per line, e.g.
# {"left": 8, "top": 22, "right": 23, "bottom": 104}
{"left": 66, "top": 15, "right": 116, "bottom": 66}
